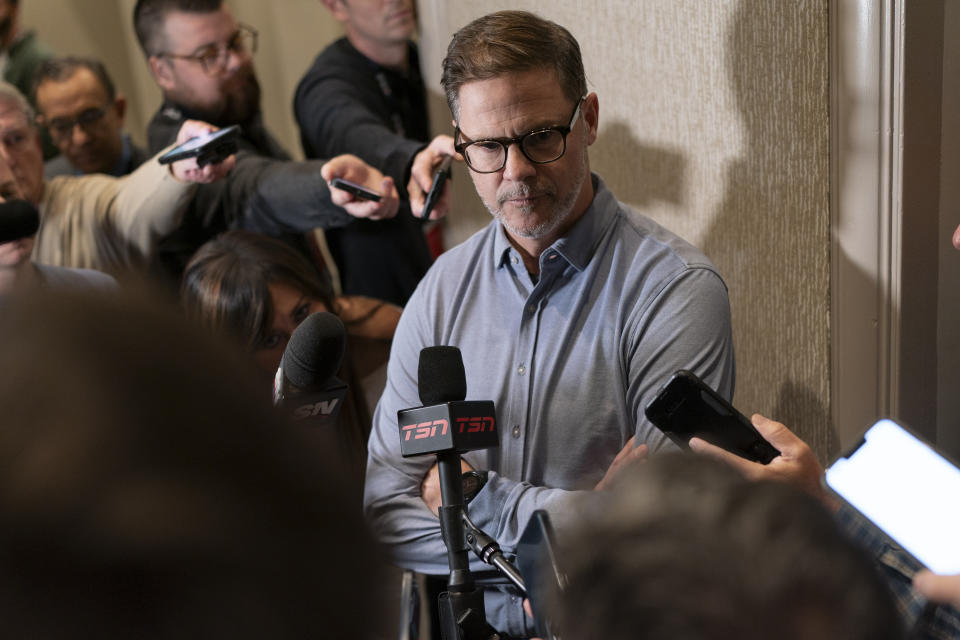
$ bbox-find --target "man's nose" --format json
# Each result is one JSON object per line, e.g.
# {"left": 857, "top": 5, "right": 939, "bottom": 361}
{"left": 224, "top": 45, "right": 250, "bottom": 73}
{"left": 71, "top": 124, "right": 91, "bottom": 146}
{"left": 501, "top": 143, "right": 536, "bottom": 182}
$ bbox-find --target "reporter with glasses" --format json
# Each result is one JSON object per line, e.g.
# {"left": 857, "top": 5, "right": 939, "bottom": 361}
{"left": 133, "top": 0, "right": 403, "bottom": 286}
{"left": 34, "top": 57, "right": 149, "bottom": 179}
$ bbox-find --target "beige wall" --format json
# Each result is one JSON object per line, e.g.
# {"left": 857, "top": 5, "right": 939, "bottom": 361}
{"left": 20, "top": 0, "right": 835, "bottom": 459}
{"left": 424, "top": 1, "right": 833, "bottom": 457}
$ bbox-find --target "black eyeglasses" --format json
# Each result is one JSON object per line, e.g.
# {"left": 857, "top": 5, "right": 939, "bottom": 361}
{"left": 454, "top": 96, "right": 586, "bottom": 174}
{"left": 158, "top": 23, "right": 258, "bottom": 75}
{"left": 42, "top": 105, "right": 111, "bottom": 139}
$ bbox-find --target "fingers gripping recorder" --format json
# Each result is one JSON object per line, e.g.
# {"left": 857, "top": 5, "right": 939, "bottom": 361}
{"left": 398, "top": 346, "right": 501, "bottom": 640}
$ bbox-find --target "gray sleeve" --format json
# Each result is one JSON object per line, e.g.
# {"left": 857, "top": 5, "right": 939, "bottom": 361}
{"left": 625, "top": 266, "right": 736, "bottom": 451}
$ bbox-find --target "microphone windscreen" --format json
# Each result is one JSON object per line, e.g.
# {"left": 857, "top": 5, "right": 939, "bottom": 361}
{"left": 418, "top": 346, "right": 466, "bottom": 405}
{"left": 0, "top": 200, "right": 40, "bottom": 243}
{"left": 281, "top": 311, "right": 346, "bottom": 390}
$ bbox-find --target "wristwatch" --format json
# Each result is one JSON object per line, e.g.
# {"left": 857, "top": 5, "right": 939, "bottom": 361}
{"left": 462, "top": 470, "right": 489, "bottom": 503}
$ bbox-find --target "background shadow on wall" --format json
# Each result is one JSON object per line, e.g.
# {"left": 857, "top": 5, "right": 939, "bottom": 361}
{"left": 592, "top": 120, "right": 686, "bottom": 207}
{"left": 700, "top": 0, "right": 836, "bottom": 460}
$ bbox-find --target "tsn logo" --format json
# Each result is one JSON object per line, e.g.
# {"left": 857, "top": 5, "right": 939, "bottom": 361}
{"left": 292, "top": 398, "right": 340, "bottom": 420}
{"left": 400, "top": 416, "right": 495, "bottom": 441}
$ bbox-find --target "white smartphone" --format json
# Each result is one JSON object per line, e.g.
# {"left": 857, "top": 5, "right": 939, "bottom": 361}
{"left": 825, "top": 418, "right": 960, "bottom": 575}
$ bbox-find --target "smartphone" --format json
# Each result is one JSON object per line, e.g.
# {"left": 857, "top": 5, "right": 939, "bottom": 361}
{"left": 421, "top": 155, "right": 453, "bottom": 218}
{"left": 644, "top": 369, "right": 780, "bottom": 464}
{"left": 825, "top": 418, "right": 960, "bottom": 575}
{"left": 330, "top": 178, "right": 381, "bottom": 202}
{"left": 516, "top": 510, "right": 564, "bottom": 640}
{"left": 158, "top": 125, "right": 240, "bottom": 167}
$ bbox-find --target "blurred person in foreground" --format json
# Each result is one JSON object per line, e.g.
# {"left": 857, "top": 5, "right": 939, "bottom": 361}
{"left": 552, "top": 454, "right": 904, "bottom": 640}
{"left": 0, "top": 287, "right": 386, "bottom": 639}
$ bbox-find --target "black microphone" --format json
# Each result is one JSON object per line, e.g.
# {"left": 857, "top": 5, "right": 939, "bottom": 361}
{"left": 273, "top": 311, "right": 348, "bottom": 427}
{"left": 398, "top": 346, "right": 501, "bottom": 640}
{"left": 397, "top": 346, "right": 497, "bottom": 457}
{"left": 0, "top": 200, "right": 40, "bottom": 243}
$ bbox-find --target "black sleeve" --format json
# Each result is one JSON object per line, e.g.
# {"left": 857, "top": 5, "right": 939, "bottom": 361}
{"left": 197, "top": 150, "right": 353, "bottom": 236}
{"left": 294, "top": 66, "right": 424, "bottom": 191}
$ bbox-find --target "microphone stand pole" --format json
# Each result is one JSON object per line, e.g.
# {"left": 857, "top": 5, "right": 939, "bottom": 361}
{"left": 436, "top": 450, "right": 501, "bottom": 640}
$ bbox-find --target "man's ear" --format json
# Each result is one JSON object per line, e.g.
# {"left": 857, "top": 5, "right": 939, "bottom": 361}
{"left": 148, "top": 56, "right": 176, "bottom": 91}
{"left": 582, "top": 92, "right": 599, "bottom": 146}
{"left": 113, "top": 94, "right": 127, "bottom": 123}
{"left": 321, "top": 0, "right": 348, "bottom": 21}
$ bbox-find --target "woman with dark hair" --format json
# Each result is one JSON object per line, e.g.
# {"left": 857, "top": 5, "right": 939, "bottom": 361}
{"left": 181, "top": 230, "right": 401, "bottom": 478}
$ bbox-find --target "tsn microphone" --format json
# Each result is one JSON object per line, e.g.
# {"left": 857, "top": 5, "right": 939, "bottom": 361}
{"left": 398, "top": 346, "right": 501, "bottom": 640}
{"left": 0, "top": 200, "right": 40, "bottom": 243}
{"left": 273, "top": 311, "right": 348, "bottom": 427}
{"left": 397, "top": 346, "right": 498, "bottom": 457}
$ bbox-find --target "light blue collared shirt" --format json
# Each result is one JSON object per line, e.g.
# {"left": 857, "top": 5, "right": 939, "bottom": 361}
{"left": 365, "top": 174, "right": 735, "bottom": 636}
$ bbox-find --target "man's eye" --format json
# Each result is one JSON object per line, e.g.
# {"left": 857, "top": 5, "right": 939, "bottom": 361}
{"left": 472, "top": 141, "right": 502, "bottom": 154}
{"left": 525, "top": 129, "right": 558, "bottom": 148}
{"left": 196, "top": 47, "right": 220, "bottom": 64}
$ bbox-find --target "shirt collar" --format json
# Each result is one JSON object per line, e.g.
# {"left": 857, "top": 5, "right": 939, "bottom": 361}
{"left": 109, "top": 134, "right": 134, "bottom": 176}
{"left": 66, "top": 134, "right": 134, "bottom": 178}
{"left": 494, "top": 173, "right": 617, "bottom": 272}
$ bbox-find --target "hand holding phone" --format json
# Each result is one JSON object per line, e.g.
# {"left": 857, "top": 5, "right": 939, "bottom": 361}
{"left": 421, "top": 155, "right": 453, "bottom": 219}
{"left": 158, "top": 125, "right": 240, "bottom": 168}
{"left": 825, "top": 419, "right": 960, "bottom": 574}
{"left": 645, "top": 370, "right": 780, "bottom": 463}
{"left": 330, "top": 177, "right": 382, "bottom": 202}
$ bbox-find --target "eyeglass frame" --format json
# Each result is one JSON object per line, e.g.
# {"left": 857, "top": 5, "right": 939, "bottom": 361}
{"left": 39, "top": 104, "right": 114, "bottom": 139}
{"left": 155, "top": 23, "right": 258, "bottom": 75}
{"left": 453, "top": 95, "right": 587, "bottom": 174}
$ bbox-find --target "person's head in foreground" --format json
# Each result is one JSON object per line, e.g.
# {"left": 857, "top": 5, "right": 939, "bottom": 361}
{"left": 0, "top": 287, "right": 385, "bottom": 639}
{"left": 552, "top": 454, "right": 904, "bottom": 640}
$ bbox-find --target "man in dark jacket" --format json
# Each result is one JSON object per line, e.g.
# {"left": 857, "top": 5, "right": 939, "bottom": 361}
{"left": 294, "top": 0, "right": 454, "bottom": 305}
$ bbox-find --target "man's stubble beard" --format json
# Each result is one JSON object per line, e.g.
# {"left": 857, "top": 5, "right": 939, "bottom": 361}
{"left": 479, "top": 146, "right": 589, "bottom": 241}
{"left": 170, "top": 65, "right": 262, "bottom": 128}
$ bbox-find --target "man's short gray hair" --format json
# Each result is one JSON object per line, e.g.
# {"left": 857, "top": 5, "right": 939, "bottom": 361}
{"left": 0, "top": 81, "right": 37, "bottom": 125}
